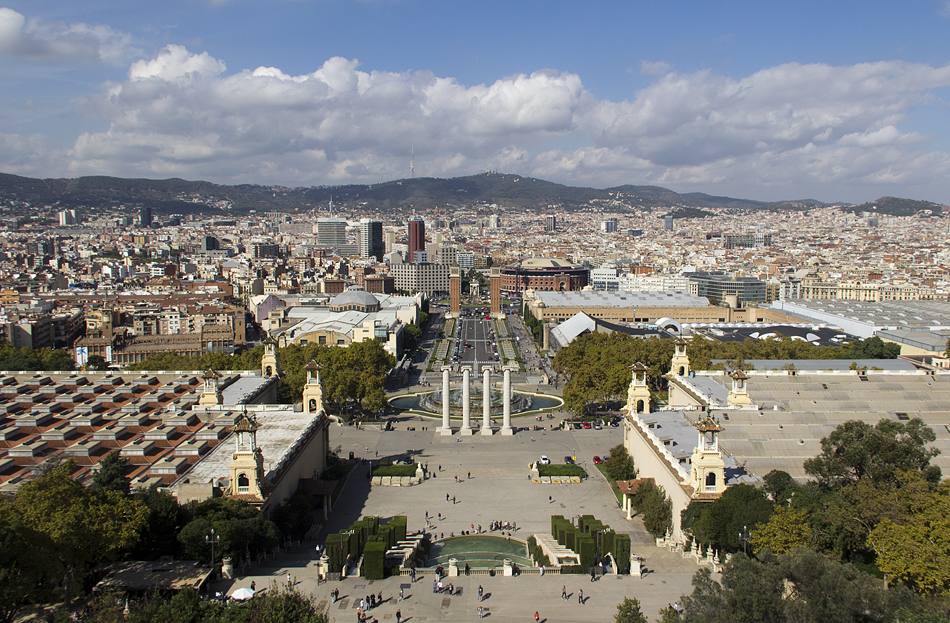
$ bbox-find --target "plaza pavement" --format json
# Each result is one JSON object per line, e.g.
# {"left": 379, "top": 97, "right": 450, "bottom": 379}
{"left": 208, "top": 409, "right": 711, "bottom": 622}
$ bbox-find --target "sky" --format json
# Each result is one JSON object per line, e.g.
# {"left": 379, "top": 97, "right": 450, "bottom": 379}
{"left": 2, "top": 1, "right": 950, "bottom": 203}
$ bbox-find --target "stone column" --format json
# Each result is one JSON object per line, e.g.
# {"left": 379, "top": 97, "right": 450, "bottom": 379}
{"left": 481, "top": 367, "right": 493, "bottom": 435}
{"left": 501, "top": 366, "right": 514, "bottom": 435}
{"left": 440, "top": 366, "right": 452, "bottom": 435}
{"left": 460, "top": 367, "right": 473, "bottom": 435}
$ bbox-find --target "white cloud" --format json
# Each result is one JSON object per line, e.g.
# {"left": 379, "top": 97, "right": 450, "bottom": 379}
{"left": 640, "top": 61, "right": 671, "bottom": 76}
{"left": 0, "top": 7, "right": 138, "bottom": 64}
{"left": 6, "top": 45, "right": 950, "bottom": 201}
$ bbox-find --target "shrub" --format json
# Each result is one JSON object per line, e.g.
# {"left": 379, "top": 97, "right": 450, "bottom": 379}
{"left": 614, "top": 534, "right": 631, "bottom": 574}
{"left": 389, "top": 515, "right": 407, "bottom": 542}
{"left": 372, "top": 464, "right": 419, "bottom": 478}
{"left": 560, "top": 564, "right": 586, "bottom": 574}
{"left": 577, "top": 536, "right": 596, "bottom": 568}
{"left": 538, "top": 464, "right": 586, "bottom": 477}
{"left": 325, "top": 533, "right": 343, "bottom": 572}
{"left": 362, "top": 540, "right": 387, "bottom": 580}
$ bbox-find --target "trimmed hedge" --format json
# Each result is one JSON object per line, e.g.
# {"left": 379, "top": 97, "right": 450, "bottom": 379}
{"left": 615, "top": 534, "right": 631, "bottom": 574}
{"left": 538, "top": 464, "right": 586, "bottom": 477}
{"left": 325, "top": 533, "right": 343, "bottom": 572}
{"left": 372, "top": 464, "right": 419, "bottom": 478}
{"left": 389, "top": 516, "right": 408, "bottom": 542}
{"left": 527, "top": 536, "right": 551, "bottom": 566}
{"left": 577, "top": 536, "right": 596, "bottom": 569}
{"left": 362, "top": 540, "right": 387, "bottom": 580}
{"left": 560, "top": 564, "right": 586, "bottom": 574}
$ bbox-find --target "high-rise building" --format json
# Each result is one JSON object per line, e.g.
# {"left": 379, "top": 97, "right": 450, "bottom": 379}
{"left": 545, "top": 215, "right": 557, "bottom": 232}
{"left": 58, "top": 209, "right": 78, "bottom": 226}
{"left": 359, "top": 219, "right": 384, "bottom": 261}
{"left": 601, "top": 219, "right": 617, "bottom": 233}
{"left": 408, "top": 218, "right": 426, "bottom": 263}
{"left": 141, "top": 207, "right": 152, "bottom": 227}
{"left": 317, "top": 218, "right": 347, "bottom": 248}
{"left": 664, "top": 216, "right": 674, "bottom": 231}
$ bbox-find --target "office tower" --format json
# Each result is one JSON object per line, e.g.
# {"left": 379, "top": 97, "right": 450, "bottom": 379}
{"left": 141, "top": 207, "right": 152, "bottom": 227}
{"left": 665, "top": 216, "right": 674, "bottom": 230}
{"left": 58, "top": 209, "right": 77, "bottom": 226}
{"left": 545, "top": 215, "right": 557, "bottom": 232}
{"left": 359, "top": 219, "right": 384, "bottom": 261}
{"left": 385, "top": 231, "right": 396, "bottom": 254}
{"left": 317, "top": 218, "right": 347, "bottom": 248}
{"left": 408, "top": 218, "right": 426, "bottom": 263}
{"left": 601, "top": 219, "right": 617, "bottom": 233}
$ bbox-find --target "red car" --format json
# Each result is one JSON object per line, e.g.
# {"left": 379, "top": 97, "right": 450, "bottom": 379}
{"left": 593, "top": 456, "right": 603, "bottom": 464}
{"left": 582, "top": 422, "right": 592, "bottom": 429}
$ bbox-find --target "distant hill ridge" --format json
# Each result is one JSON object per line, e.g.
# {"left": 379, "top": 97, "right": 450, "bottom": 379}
{"left": 0, "top": 171, "right": 942, "bottom": 218}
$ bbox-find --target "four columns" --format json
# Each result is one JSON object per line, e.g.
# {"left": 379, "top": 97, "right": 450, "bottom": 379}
{"left": 437, "top": 367, "right": 518, "bottom": 435}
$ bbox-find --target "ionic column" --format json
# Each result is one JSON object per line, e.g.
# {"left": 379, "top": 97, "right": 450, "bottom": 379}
{"left": 440, "top": 366, "right": 452, "bottom": 435}
{"left": 481, "top": 367, "right": 493, "bottom": 435}
{"left": 501, "top": 366, "right": 513, "bottom": 435}
{"left": 460, "top": 367, "right": 473, "bottom": 435}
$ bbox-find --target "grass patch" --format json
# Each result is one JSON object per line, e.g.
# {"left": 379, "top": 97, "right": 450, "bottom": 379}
{"left": 371, "top": 464, "right": 419, "bottom": 478}
{"left": 538, "top": 464, "right": 586, "bottom": 478}
{"left": 596, "top": 463, "right": 623, "bottom": 504}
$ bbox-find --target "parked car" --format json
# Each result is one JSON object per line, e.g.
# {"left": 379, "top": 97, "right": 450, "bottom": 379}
{"left": 594, "top": 422, "right": 602, "bottom": 430}
{"left": 539, "top": 455, "right": 551, "bottom": 464}
{"left": 564, "top": 456, "right": 575, "bottom": 464}
{"left": 593, "top": 456, "right": 603, "bottom": 465}
{"left": 583, "top": 422, "right": 592, "bottom": 429}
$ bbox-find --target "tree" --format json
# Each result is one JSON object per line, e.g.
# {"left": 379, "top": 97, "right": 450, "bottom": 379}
{"left": 869, "top": 480, "right": 950, "bottom": 593}
{"left": 804, "top": 418, "right": 941, "bottom": 489}
{"left": 605, "top": 444, "right": 637, "bottom": 481}
{"left": 748, "top": 507, "right": 812, "bottom": 555}
{"left": 761, "top": 469, "right": 793, "bottom": 503}
{"left": 0, "top": 500, "right": 57, "bottom": 623}
{"left": 177, "top": 497, "right": 279, "bottom": 566}
{"left": 13, "top": 461, "right": 148, "bottom": 606}
{"left": 630, "top": 481, "right": 672, "bottom": 538}
{"left": 91, "top": 450, "right": 130, "bottom": 495}
{"left": 678, "top": 550, "right": 911, "bottom": 623}
{"left": 686, "top": 484, "right": 773, "bottom": 553}
{"left": 615, "top": 597, "right": 648, "bottom": 623}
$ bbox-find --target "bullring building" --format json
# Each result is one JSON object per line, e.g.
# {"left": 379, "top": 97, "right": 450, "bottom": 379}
{"left": 500, "top": 258, "right": 589, "bottom": 293}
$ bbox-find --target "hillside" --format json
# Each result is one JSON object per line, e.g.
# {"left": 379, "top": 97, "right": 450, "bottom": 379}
{"left": 0, "top": 171, "right": 943, "bottom": 219}
{"left": 839, "top": 196, "right": 944, "bottom": 217}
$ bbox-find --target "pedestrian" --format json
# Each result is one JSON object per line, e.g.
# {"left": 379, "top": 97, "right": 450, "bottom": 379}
{"left": 478, "top": 606, "right": 484, "bottom": 618}
{"left": 561, "top": 585, "right": 567, "bottom": 600}
{"left": 549, "top": 495, "right": 552, "bottom": 503}
{"left": 433, "top": 579, "right": 437, "bottom": 593}
{"left": 378, "top": 590, "right": 382, "bottom": 605}
{"left": 590, "top": 567, "right": 596, "bottom": 582}
{"left": 535, "top": 612, "right": 540, "bottom": 622}
{"left": 579, "top": 589, "right": 584, "bottom": 604}
{"left": 396, "top": 610, "right": 402, "bottom": 623}
{"left": 400, "top": 587, "right": 404, "bottom": 601}
{"left": 478, "top": 585, "right": 483, "bottom": 601}
{"left": 452, "top": 495, "right": 456, "bottom": 504}
{"left": 468, "top": 471, "right": 471, "bottom": 479}
{"left": 250, "top": 580, "right": 256, "bottom": 591}
{"left": 446, "top": 493, "right": 450, "bottom": 502}
{"left": 287, "top": 573, "right": 292, "bottom": 586}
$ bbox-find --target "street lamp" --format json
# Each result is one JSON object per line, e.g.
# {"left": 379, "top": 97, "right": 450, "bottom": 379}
{"left": 738, "top": 525, "right": 749, "bottom": 555}
{"left": 206, "top": 528, "right": 221, "bottom": 578}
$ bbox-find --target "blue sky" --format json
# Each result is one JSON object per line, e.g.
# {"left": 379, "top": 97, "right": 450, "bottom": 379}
{"left": 2, "top": 0, "right": 950, "bottom": 203}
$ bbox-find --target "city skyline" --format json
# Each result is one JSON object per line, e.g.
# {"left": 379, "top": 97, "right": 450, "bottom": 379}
{"left": 3, "top": 2, "right": 950, "bottom": 203}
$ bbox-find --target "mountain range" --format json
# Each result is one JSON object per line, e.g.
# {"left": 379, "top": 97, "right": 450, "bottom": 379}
{"left": 0, "top": 171, "right": 943, "bottom": 218}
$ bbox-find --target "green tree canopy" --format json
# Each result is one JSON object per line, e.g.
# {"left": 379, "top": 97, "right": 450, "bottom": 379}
{"left": 615, "top": 597, "right": 649, "bottom": 623}
{"left": 13, "top": 461, "right": 148, "bottom": 605}
{"left": 683, "top": 484, "right": 773, "bottom": 553}
{"left": 803, "top": 418, "right": 941, "bottom": 489}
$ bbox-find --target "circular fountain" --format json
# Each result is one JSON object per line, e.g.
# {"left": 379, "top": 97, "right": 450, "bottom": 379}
{"left": 418, "top": 384, "right": 531, "bottom": 417}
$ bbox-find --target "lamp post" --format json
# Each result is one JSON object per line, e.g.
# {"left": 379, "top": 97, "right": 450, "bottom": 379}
{"left": 738, "top": 525, "right": 749, "bottom": 555}
{"left": 206, "top": 528, "right": 221, "bottom": 579}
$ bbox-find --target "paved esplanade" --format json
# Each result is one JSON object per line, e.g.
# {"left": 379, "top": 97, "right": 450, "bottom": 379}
{"left": 211, "top": 419, "right": 703, "bottom": 622}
